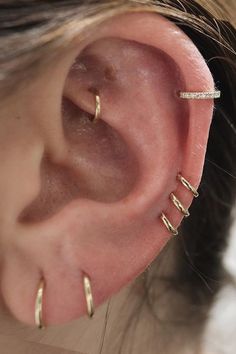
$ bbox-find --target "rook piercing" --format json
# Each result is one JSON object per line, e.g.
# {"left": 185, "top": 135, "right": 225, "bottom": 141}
{"left": 161, "top": 213, "right": 178, "bottom": 236}
{"left": 179, "top": 90, "right": 221, "bottom": 100}
{"left": 83, "top": 275, "right": 95, "bottom": 318}
{"left": 35, "top": 278, "right": 45, "bottom": 329}
{"left": 93, "top": 94, "right": 101, "bottom": 123}
{"left": 177, "top": 174, "right": 199, "bottom": 198}
{"left": 170, "top": 193, "right": 190, "bottom": 217}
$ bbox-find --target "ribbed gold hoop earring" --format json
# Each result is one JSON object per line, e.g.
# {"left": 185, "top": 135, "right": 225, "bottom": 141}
{"left": 170, "top": 193, "right": 190, "bottom": 218}
{"left": 92, "top": 94, "right": 101, "bottom": 123}
{"left": 179, "top": 90, "right": 221, "bottom": 100}
{"left": 83, "top": 275, "right": 95, "bottom": 318}
{"left": 161, "top": 213, "right": 178, "bottom": 236}
{"left": 160, "top": 174, "right": 199, "bottom": 236}
{"left": 177, "top": 173, "right": 199, "bottom": 198}
{"left": 35, "top": 278, "right": 45, "bottom": 329}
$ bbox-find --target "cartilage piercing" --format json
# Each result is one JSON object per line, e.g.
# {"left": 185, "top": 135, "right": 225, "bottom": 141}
{"left": 170, "top": 193, "right": 190, "bottom": 217}
{"left": 160, "top": 213, "right": 178, "bottom": 236}
{"left": 93, "top": 94, "right": 101, "bottom": 123}
{"left": 177, "top": 174, "right": 199, "bottom": 198}
{"left": 179, "top": 90, "right": 221, "bottom": 100}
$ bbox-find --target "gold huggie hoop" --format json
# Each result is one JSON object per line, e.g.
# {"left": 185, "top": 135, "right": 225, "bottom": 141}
{"left": 170, "top": 193, "right": 190, "bottom": 218}
{"left": 83, "top": 275, "right": 95, "bottom": 318}
{"left": 177, "top": 174, "right": 199, "bottom": 198}
{"left": 179, "top": 90, "right": 221, "bottom": 100}
{"left": 161, "top": 213, "right": 178, "bottom": 236}
{"left": 35, "top": 278, "right": 45, "bottom": 329}
{"left": 93, "top": 94, "right": 101, "bottom": 123}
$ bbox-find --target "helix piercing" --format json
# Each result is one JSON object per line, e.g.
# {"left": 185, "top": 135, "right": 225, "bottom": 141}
{"left": 178, "top": 90, "right": 221, "bottom": 100}
{"left": 161, "top": 213, "right": 178, "bottom": 236}
{"left": 83, "top": 275, "right": 95, "bottom": 318}
{"left": 170, "top": 193, "right": 190, "bottom": 218}
{"left": 92, "top": 94, "right": 101, "bottom": 123}
{"left": 35, "top": 278, "right": 45, "bottom": 329}
{"left": 177, "top": 174, "right": 199, "bottom": 198}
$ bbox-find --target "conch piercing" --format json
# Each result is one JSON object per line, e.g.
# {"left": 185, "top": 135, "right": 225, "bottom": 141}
{"left": 83, "top": 275, "right": 95, "bottom": 318}
{"left": 160, "top": 174, "right": 199, "bottom": 236}
{"left": 92, "top": 94, "right": 101, "bottom": 123}
{"left": 35, "top": 278, "right": 45, "bottom": 329}
{"left": 179, "top": 90, "right": 221, "bottom": 100}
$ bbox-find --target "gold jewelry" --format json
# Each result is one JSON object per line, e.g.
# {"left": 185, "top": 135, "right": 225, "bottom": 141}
{"left": 179, "top": 90, "right": 221, "bottom": 100}
{"left": 35, "top": 278, "right": 45, "bottom": 329}
{"left": 170, "top": 193, "right": 190, "bottom": 217}
{"left": 93, "top": 94, "right": 101, "bottom": 123}
{"left": 83, "top": 275, "right": 95, "bottom": 318}
{"left": 177, "top": 174, "right": 199, "bottom": 198}
{"left": 160, "top": 213, "right": 178, "bottom": 236}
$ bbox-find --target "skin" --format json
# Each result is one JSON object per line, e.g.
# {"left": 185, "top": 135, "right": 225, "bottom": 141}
{"left": 0, "top": 11, "right": 215, "bottom": 349}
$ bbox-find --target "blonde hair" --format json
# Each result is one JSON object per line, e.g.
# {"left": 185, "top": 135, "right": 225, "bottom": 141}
{"left": 0, "top": 0, "right": 235, "bottom": 97}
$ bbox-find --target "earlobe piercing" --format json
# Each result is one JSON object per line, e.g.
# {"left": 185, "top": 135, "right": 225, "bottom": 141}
{"left": 83, "top": 275, "right": 95, "bottom": 318}
{"left": 34, "top": 274, "right": 95, "bottom": 329}
{"left": 178, "top": 90, "right": 221, "bottom": 100}
{"left": 35, "top": 278, "right": 45, "bottom": 329}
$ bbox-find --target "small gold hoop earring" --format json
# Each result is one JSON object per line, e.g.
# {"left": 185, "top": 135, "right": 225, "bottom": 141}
{"left": 161, "top": 213, "right": 178, "bottom": 236}
{"left": 83, "top": 275, "right": 95, "bottom": 318}
{"left": 93, "top": 94, "right": 101, "bottom": 123}
{"left": 35, "top": 278, "right": 45, "bottom": 329}
{"left": 170, "top": 193, "right": 190, "bottom": 218}
{"left": 178, "top": 90, "right": 221, "bottom": 100}
{"left": 177, "top": 174, "right": 199, "bottom": 198}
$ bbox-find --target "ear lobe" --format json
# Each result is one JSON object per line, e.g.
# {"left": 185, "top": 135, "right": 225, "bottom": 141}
{"left": 0, "top": 12, "right": 216, "bottom": 327}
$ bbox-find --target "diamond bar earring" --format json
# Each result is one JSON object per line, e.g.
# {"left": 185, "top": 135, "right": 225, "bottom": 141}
{"left": 178, "top": 90, "right": 221, "bottom": 100}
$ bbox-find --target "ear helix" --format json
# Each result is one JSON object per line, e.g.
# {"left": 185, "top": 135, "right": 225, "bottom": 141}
{"left": 33, "top": 86, "right": 220, "bottom": 328}
{"left": 160, "top": 88, "right": 221, "bottom": 236}
{"left": 160, "top": 173, "right": 199, "bottom": 237}
{"left": 178, "top": 90, "right": 221, "bottom": 100}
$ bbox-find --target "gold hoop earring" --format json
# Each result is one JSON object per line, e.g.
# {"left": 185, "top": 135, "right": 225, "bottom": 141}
{"left": 35, "top": 278, "right": 45, "bottom": 329}
{"left": 170, "top": 193, "right": 190, "bottom": 218}
{"left": 179, "top": 90, "right": 221, "bottom": 100}
{"left": 92, "top": 94, "right": 101, "bottom": 123}
{"left": 160, "top": 213, "right": 178, "bottom": 236}
{"left": 177, "top": 174, "right": 199, "bottom": 198}
{"left": 83, "top": 275, "right": 95, "bottom": 318}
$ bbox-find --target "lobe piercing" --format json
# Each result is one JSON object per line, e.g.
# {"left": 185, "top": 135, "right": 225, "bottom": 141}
{"left": 170, "top": 193, "right": 190, "bottom": 217}
{"left": 177, "top": 174, "right": 199, "bottom": 198}
{"left": 35, "top": 278, "right": 45, "bottom": 329}
{"left": 83, "top": 275, "right": 95, "bottom": 318}
{"left": 179, "top": 90, "right": 221, "bottom": 100}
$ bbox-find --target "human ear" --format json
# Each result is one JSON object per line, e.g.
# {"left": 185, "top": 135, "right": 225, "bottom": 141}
{"left": 0, "top": 11, "right": 216, "bottom": 327}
